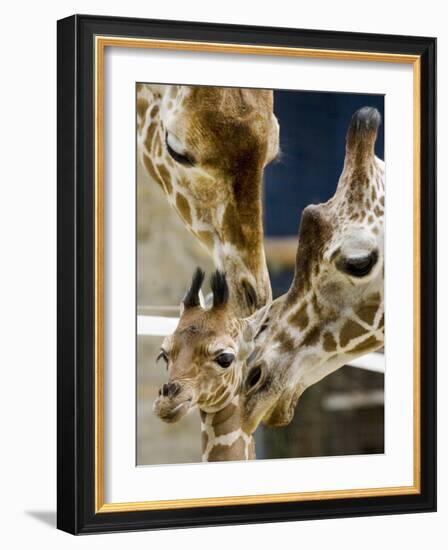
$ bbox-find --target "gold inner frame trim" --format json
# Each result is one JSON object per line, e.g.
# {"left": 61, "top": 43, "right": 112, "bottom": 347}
{"left": 94, "top": 35, "right": 421, "bottom": 513}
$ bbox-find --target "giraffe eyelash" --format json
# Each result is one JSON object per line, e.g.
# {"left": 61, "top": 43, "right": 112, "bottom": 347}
{"left": 165, "top": 132, "right": 196, "bottom": 167}
{"left": 156, "top": 349, "right": 169, "bottom": 366}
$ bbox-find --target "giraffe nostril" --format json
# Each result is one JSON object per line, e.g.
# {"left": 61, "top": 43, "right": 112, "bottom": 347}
{"left": 246, "top": 365, "right": 262, "bottom": 389}
{"left": 162, "top": 382, "right": 181, "bottom": 398}
{"left": 242, "top": 280, "right": 258, "bottom": 312}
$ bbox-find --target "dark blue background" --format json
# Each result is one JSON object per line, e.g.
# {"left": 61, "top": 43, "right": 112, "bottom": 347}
{"left": 264, "top": 90, "right": 384, "bottom": 237}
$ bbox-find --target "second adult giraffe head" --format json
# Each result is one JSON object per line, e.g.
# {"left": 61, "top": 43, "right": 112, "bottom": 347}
{"left": 137, "top": 84, "right": 280, "bottom": 315}
{"left": 242, "top": 106, "right": 385, "bottom": 433}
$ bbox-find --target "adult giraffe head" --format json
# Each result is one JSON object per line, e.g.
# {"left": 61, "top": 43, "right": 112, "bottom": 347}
{"left": 137, "top": 84, "right": 279, "bottom": 316}
{"left": 241, "top": 107, "right": 385, "bottom": 434}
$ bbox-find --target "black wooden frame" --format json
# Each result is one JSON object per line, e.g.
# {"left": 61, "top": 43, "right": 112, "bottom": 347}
{"left": 57, "top": 14, "right": 436, "bottom": 534}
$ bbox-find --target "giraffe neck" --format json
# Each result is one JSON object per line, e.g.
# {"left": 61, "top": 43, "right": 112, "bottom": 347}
{"left": 200, "top": 396, "right": 255, "bottom": 462}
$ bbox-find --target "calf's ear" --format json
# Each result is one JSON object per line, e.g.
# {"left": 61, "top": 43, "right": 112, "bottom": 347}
{"left": 243, "top": 304, "right": 271, "bottom": 341}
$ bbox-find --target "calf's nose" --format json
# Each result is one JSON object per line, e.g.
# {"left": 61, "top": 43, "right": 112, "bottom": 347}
{"left": 161, "top": 381, "right": 181, "bottom": 398}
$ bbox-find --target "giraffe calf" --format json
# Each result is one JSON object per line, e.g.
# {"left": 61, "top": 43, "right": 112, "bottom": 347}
{"left": 153, "top": 268, "right": 265, "bottom": 461}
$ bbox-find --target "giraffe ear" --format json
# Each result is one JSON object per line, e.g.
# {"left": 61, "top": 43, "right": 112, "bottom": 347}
{"left": 244, "top": 304, "right": 271, "bottom": 341}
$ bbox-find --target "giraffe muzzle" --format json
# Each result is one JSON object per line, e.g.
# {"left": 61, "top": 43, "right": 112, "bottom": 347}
{"left": 153, "top": 382, "right": 193, "bottom": 423}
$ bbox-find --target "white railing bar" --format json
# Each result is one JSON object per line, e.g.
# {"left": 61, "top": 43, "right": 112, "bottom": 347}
{"left": 138, "top": 315, "right": 179, "bottom": 336}
{"left": 346, "top": 353, "right": 384, "bottom": 374}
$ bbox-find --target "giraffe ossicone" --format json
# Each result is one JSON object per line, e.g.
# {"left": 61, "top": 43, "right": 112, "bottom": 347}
{"left": 137, "top": 84, "right": 280, "bottom": 316}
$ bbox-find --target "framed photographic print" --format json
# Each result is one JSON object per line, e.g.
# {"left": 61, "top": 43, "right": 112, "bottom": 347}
{"left": 57, "top": 14, "right": 436, "bottom": 534}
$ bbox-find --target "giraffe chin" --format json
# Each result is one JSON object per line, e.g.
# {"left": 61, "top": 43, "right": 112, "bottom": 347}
{"left": 153, "top": 397, "right": 193, "bottom": 424}
{"left": 262, "top": 389, "right": 302, "bottom": 427}
{"left": 262, "top": 384, "right": 305, "bottom": 427}
{"left": 242, "top": 384, "right": 304, "bottom": 433}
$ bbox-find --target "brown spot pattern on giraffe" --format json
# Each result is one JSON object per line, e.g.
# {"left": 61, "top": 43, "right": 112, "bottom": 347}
{"left": 137, "top": 98, "right": 149, "bottom": 123}
{"left": 149, "top": 105, "right": 159, "bottom": 119}
{"left": 276, "top": 330, "right": 295, "bottom": 354}
{"left": 212, "top": 403, "right": 241, "bottom": 437}
{"left": 339, "top": 319, "right": 368, "bottom": 348}
{"left": 154, "top": 135, "right": 162, "bottom": 157}
{"left": 374, "top": 205, "right": 383, "bottom": 217}
{"left": 348, "top": 334, "right": 380, "bottom": 354}
{"left": 201, "top": 430, "right": 208, "bottom": 451}
{"left": 222, "top": 202, "right": 246, "bottom": 250}
{"left": 144, "top": 123, "right": 156, "bottom": 151}
{"left": 175, "top": 193, "right": 192, "bottom": 225}
{"left": 207, "top": 437, "right": 246, "bottom": 462}
{"left": 301, "top": 325, "right": 321, "bottom": 347}
{"left": 197, "top": 230, "right": 214, "bottom": 249}
{"left": 288, "top": 302, "right": 309, "bottom": 330}
{"left": 311, "top": 293, "right": 323, "bottom": 316}
{"left": 323, "top": 331, "right": 337, "bottom": 352}
{"left": 355, "top": 292, "right": 381, "bottom": 326}
{"left": 157, "top": 164, "right": 173, "bottom": 195}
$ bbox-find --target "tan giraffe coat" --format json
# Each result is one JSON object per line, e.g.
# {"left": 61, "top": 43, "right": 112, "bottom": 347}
{"left": 137, "top": 84, "right": 279, "bottom": 316}
{"left": 153, "top": 106, "right": 385, "bottom": 460}
{"left": 241, "top": 107, "right": 385, "bottom": 434}
{"left": 153, "top": 270, "right": 257, "bottom": 461}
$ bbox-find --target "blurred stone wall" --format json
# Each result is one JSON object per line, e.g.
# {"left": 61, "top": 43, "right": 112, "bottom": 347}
{"left": 136, "top": 160, "right": 213, "bottom": 465}
{"left": 255, "top": 365, "right": 384, "bottom": 460}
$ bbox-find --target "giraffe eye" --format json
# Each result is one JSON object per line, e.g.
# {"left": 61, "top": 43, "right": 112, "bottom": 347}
{"left": 215, "top": 352, "right": 235, "bottom": 368}
{"left": 165, "top": 132, "right": 195, "bottom": 167}
{"left": 338, "top": 251, "right": 378, "bottom": 278}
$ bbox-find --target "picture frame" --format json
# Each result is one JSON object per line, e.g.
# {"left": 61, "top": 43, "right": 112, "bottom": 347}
{"left": 57, "top": 14, "right": 436, "bottom": 534}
